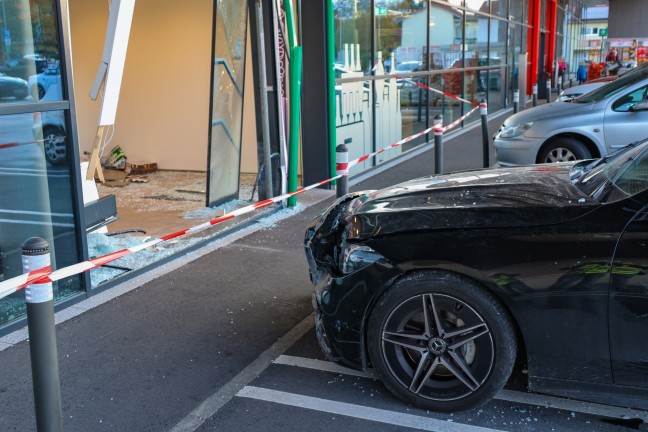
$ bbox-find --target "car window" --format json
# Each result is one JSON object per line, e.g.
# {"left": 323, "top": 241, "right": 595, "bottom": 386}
{"left": 612, "top": 85, "right": 648, "bottom": 112}
{"left": 575, "top": 141, "right": 648, "bottom": 201}
{"left": 607, "top": 153, "right": 648, "bottom": 201}
{"left": 575, "top": 68, "right": 648, "bottom": 103}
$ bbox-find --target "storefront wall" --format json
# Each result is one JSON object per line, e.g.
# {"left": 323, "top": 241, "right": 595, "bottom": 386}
{"left": 330, "top": 0, "right": 594, "bottom": 176}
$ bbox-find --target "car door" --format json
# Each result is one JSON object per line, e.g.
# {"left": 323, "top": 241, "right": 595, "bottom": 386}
{"left": 609, "top": 184, "right": 648, "bottom": 386}
{"left": 603, "top": 84, "right": 648, "bottom": 151}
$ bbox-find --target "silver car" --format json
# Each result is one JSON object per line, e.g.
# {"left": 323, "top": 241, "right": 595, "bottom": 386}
{"left": 494, "top": 67, "right": 648, "bottom": 166}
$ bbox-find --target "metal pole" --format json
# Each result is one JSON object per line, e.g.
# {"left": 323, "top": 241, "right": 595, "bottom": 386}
{"left": 513, "top": 89, "right": 519, "bottom": 114}
{"left": 256, "top": 0, "right": 274, "bottom": 201}
{"left": 433, "top": 114, "right": 443, "bottom": 175}
{"left": 23, "top": 237, "right": 62, "bottom": 432}
{"left": 336, "top": 139, "right": 350, "bottom": 197}
{"left": 271, "top": 0, "right": 288, "bottom": 198}
{"left": 480, "top": 99, "right": 489, "bottom": 168}
{"left": 532, "top": 83, "right": 538, "bottom": 107}
{"left": 546, "top": 79, "right": 552, "bottom": 104}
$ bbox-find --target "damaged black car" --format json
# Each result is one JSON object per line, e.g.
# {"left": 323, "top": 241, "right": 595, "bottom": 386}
{"left": 305, "top": 139, "right": 648, "bottom": 412}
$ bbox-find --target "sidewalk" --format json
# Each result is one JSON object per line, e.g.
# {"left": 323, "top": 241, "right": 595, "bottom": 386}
{"left": 0, "top": 110, "right": 512, "bottom": 431}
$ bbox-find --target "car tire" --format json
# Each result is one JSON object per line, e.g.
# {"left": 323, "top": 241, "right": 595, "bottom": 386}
{"left": 367, "top": 271, "right": 517, "bottom": 412}
{"left": 37, "top": 84, "right": 46, "bottom": 100}
{"left": 538, "top": 137, "right": 591, "bottom": 163}
{"left": 43, "top": 126, "right": 67, "bottom": 166}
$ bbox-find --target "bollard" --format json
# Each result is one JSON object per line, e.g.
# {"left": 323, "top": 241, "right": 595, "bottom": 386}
{"left": 513, "top": 90, "right": 519, "bottom": 114}
{"left": 23, "top": 237, "right": 63, "bottom": 432}
{"left": 433, "top": 114, "right": 443, "bottom": 175}
{"left": 336, "top": 139, "right": 350, "bottom": 197}
{"left": 480, "top": 100, "right": 490, "bottom": 168}
{"left": 558, "top": 76, "right": 563, "bottom": 94}
{"left": 546, "top": 79, "right": 552, "bottom": 104}
{"left": 532, "top": 83, "right": 538, "bottom": 107}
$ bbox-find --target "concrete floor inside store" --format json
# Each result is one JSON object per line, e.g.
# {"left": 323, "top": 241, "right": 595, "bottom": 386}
{"left": 96, "top": 171, "right": 259, "bottom": 239}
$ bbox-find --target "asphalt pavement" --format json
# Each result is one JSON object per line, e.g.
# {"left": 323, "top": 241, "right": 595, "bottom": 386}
{"left": 2, "top": 105, "right": 642, "bottom": 432}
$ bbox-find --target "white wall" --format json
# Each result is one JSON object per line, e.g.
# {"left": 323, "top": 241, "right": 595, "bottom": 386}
{"left": 69, "top": 0, "right": 258, "bottom": 173}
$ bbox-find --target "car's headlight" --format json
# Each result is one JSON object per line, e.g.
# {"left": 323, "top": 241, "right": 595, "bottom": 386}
{"left": 338, "top": 244, "right": 384, "bottom": 275}
{"left": 497, "top": 122, "right": 534, "bottom": 138}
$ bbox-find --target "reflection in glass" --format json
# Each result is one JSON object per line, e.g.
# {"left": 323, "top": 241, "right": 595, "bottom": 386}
{"left": 0, "top": 0, "right": 62, "bottom": 103}
{"left": 489, "top": 18, "right": 508, "bottom": 112}
{"left": 510, "top": 0, "right": 526, "bottom": 23}
{"left": 0, "top": 111, "right": 81, "bottom": 327}
{"left": 492, "top": 0, "right": 508, "bottom": 18}
{"left": 333, "top": 0, "right": 372, "bottom": 74}
{"left": 208, "top": 0, "right": 248, "bottom": 205}
{"left": 464, "top": 0, "right": 489, "bottom": 13}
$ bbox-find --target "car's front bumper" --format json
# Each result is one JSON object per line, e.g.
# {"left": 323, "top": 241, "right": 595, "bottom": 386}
{"left": 494, "top": 135, "right": 544, "bottom": 166}
{"left": 309, "top": 257, "right": 402, "bottom": 371}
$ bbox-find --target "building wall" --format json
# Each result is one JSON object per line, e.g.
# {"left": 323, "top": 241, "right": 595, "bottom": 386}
{"left": 608, "top": 0, "right": 648, "bottom": 39}
{"left": 68, "top": 0, "right": 258, "bottom": 173}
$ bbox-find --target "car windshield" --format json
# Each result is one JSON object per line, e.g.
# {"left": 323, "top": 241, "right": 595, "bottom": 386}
{"left": 573, "top": 139, "right": 648, "bottom": 201}
{"left": 573, "top": 68, "right": 648, "bottom": 103}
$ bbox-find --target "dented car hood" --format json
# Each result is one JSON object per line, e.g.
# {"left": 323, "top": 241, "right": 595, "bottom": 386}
{"left": 346, "top": 164, "right": 596, "bottom": 239}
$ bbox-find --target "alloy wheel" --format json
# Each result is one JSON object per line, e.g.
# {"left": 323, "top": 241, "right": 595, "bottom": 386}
{"left": 544, "top": 147, "right": 577, "bottom": 163}
{"left": 380, "top": 293, "right": 494, "bottom": 402}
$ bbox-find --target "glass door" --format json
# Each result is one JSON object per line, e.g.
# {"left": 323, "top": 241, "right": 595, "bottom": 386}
{"left": 207, "top": 0, "right": 248, "bottom": 206}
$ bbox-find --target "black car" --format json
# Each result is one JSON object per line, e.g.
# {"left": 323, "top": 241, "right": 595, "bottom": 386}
{"left": 305, "top": 140, "right": 648, "bottom": 412}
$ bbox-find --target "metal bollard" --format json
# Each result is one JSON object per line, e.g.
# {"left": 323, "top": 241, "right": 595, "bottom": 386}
{"left": 513, "top": 90, "right": 519, "bottom": 114}
{"left": 433, "top": 114, "right": 443, "bottom": 175}
{"left": 532, "top": 83, "right": 538, "bottom": 107}
{"left": 546, "top": 79, "right": 552, "bottom": 104}
{"left": 480, "top": 100, "right": 490, "bottom": 168}
{"left": 23, "top": 237, "right": 63, "bottom": 432}
{"left": 558, "top": 76, "right": 563, "bottom": 94}
{"left": 336, "top": 139, "right": 350, "bottom": 197}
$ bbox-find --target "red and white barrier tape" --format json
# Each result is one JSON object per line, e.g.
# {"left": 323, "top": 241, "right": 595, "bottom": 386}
{"left": 0, "top": 137, "right": 48, "bottom": 150}
{"left": 339, "top": 103, "right": 481, "bottom": 172}
{"left": 394, "top": 76, "right": 479, "bottom": 107}
{"left": 0, "top": 175, "right": 342, "bottom": 300}
{"left": 0, "top": 87, "right": 485, "bottom": 299}
{"left": 438, "top": 105, "right": 480, "bottom": 133}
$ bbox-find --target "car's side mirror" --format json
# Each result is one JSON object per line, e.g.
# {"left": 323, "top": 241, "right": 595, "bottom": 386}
{"left": 630, "top": 101, "right": 648, "bottom": 112}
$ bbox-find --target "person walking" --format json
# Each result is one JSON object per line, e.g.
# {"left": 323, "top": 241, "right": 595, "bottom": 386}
{"left": 577, "top": 62, "right": 587, "bottom": 84}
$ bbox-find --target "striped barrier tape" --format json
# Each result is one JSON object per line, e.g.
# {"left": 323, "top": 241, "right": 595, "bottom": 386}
{"left": 0, "top": 175, "right": 342, "bottom": 301}
{"left": 0, "top": 89, "right": 484, "bottom": 299}
{"left": 338, "top": 103, "right": 481, "bottom": 172}
{"left": 0, "top": 137, "right": 51, "bottom": 150}
{"left": 393, "top": 76, "right": 480, "bottom": 107}
{"left": 438, "top": 105, "right": 480, "bottom": 133}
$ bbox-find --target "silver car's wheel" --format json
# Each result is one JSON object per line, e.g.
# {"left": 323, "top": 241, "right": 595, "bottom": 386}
{"left": 544, "top": 147, "right": 577, "bottom": 162}
{"left": 539, "top": 137, "right": 591, "bottom": 164}
{"left": 367, "top": 271, "right": 516, "bottom": 412}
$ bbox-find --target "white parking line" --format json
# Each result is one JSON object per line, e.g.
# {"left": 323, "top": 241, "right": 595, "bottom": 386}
{"left": 237, "top": 386, "right": 506, "bottom": 432}
{"left": 272, "top": 355, "right": 648, "bottom": 422}
{"left": 168, "top": 315, "right": 315, "bottom": 432}
{"left": 273, "top": 355, "right": 375, "bottom": 378}
{"left": 496, "top": 390, "right": 648, "bottom": 423}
